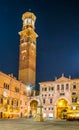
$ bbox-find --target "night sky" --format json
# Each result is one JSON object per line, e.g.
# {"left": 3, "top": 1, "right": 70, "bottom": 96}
{"left": 0, "top": 0, "right": 79, "bottom": 83}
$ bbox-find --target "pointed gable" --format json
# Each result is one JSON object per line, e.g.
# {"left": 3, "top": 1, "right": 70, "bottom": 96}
{"left": 54, "top": 75, "right": 71, "bottom": 83}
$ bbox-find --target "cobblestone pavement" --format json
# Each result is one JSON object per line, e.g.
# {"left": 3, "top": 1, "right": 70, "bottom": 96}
{"left": 0, "top": 118, "right": 79, "bottom": 130}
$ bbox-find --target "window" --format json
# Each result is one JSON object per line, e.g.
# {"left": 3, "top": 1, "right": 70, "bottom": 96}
{"left": 61, "top": 84, "right": 64, "bottom": 90}
{"left": 4, "top": 83, "right": 9, "bottom": 90}
{"left": 57, "top": 85, "right": 60, "bottom": 90}
{"left": 66, "top": 84, "right": 69, "bottom": 90}
{"left": 22, "top": 56, "right": 26, "bottom": 61}
{"left": 71, "top": 106, "right": 76, "bottom": 110}
{"left": 25, "top": 102, "right": 27, "bottom": 105}
{"left": 11, "top": 100, "right": 13, "bottom": 105}
{"left": 72, "top": 98, "right": 77, "bottom": 103}
{"left": 45, "top": 88, "right": 47, "bottom": 91}
{"left": 7, "top": 100, "right": 9, "bottom": 105}
{"left": 17, "top": 101, "right": 18, "bottom": 106}
{"left": 73, "top": 85, "right": 76, "bottom": 89}
{"left": 20, "top": 100, "right": 22, "bottom": 105}
{"left": 50, "top": 99, "right": 52, "bottom": 104}
{"left": 15, "top": 87, "right": 19, "bottom": 93}
{"left": 49, "top": 87, "right": 54, "bottom": 91}
{"left": 44, "top": 108, "right": 46, "bottom": 110}
{"left": 72, "top": 92, "right": 76, "bottom": 95}
{"left": 23, "top": 91, "right": 26, "bottom": 95}
{"left": 60, "top": 93, "right": 65, "bottom": 96}
{"left": 42, "top": 88, "right": 47, "bottom": 91}
{"left": 0, "top": 98, "right": 3, "bottom": 104}
{"left": 43, "top": 99, "right": 45, "bottom": 104}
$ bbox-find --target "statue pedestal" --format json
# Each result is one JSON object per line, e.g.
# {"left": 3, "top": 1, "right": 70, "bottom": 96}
{"left": 34, "top": 105, "right": 44, "bottom": 122}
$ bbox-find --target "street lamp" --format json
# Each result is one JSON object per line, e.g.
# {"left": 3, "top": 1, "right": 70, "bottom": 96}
{"left": 26, "top": 85, "right": 32, "bottom": 97}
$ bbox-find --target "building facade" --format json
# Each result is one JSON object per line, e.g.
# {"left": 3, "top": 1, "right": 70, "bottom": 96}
{"left": 0, "top": 71, "right": 28, "bottom": 118}
{"left": 39, "top": 74, "right": 79, "bottom": 119}
{"left": 18, "top": 12, "right": 38, "bottom": 88}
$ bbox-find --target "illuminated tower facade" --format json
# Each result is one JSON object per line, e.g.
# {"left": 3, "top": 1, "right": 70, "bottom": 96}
{"left": 18, "top": 12, "right": 38, "bottom": 87}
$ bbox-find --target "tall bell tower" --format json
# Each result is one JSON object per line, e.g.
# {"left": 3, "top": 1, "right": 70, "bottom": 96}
{"left": 18, "top": 12, "right": 38, "bottom": 87}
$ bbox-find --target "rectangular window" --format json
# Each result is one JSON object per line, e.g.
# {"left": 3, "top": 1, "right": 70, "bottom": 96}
{"left": 15, "top": 87, "right": 19, "bottom": 93}
{"left": 0, "top": 98, "right": 3, "bottom": 104}
{"left": 66, "top": 84, "right": 69, "bottom": 90}
{"left": 43, "top": 99, "right": 45, "bottom": 104}
{"left": 72, "top": 98, "right": 77, "bottom": 103}
{"left": 60, "top": 93, "right": 65, "bottom": 96}
{"left": 50, "top": 99, "right": 52, "bottom": 104}
{"left": 4, "top": 83, "right": 9, "bottom": 90}
{"left": 20, "top": 100, "right": 22, "bottom": 105}
{"left": 72, "top": 92, "right": 76, "bottom": 95}
{"left": 73, "top": 85, "right": 76, "bottom": 89}
{"left": 61, "top": 84, "right": 64, "bottom": 90}
{"left": 11, "top": 100, "right": 13, "bottom": 105}
{"left": 57, "top": 85, "right": 60, "bottom": 90}
{"left": 7, "top": 100, "right": 9, "bottom": 105}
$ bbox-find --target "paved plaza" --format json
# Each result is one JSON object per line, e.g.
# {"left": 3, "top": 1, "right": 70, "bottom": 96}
{"left": 0, "top": 118, "right": 79, "bottom": 130}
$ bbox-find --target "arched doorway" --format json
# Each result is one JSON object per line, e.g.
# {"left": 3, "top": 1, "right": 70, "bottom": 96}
{"left": 56, "top": 99, "right": 68, "bottom": 119}
{"left": 30, "top": 100, "right": 38, "bottom": 117}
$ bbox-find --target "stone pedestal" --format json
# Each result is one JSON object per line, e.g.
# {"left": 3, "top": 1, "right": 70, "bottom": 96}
{"left": 34, "top": 105, "right": 44, "bottom": 122}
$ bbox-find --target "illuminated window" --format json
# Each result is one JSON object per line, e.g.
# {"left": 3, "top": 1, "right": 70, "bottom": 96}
{"left": 27, "top": 18, "right": 31, "bottom": 24}
{"left": 72, "top": 97, "right": 77, "bottom": 103}
{"left": 32, "top": 20, "right": 34, "bottom": 26}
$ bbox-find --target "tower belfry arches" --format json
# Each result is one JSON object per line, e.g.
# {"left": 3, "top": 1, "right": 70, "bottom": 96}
{"left": 18, "top": 11, "right": 38, "bottom": 88}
